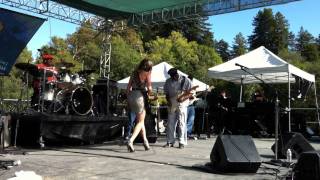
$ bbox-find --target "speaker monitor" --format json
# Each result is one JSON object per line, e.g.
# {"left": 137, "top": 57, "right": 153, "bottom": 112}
{"left": 294, "top": 151, "right": 320, "bottom": 180}
{"left": 210, "top": 135, "right": 261, "bottom": 173}
{"left": 271, "top": 132, "right": 314, "bottom": 159}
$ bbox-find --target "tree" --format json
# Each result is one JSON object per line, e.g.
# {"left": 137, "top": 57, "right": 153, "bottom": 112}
{"left": 301, "top": 43, "right": 319, "bottom": 62}
{"left": 140, "top": 17, "right": 214, "bottom": 47}
{"left": 67, "top": 21, "right": 101, "bottom": 71}
{"left": 3, "top": 48, "right": 33, "bottom": 99}
{"left": 41, "top": 36, "right": 82, "bottom": 73}
{"left": 231, "top": 33, "right": 247, "bottom": 58}
{"left": 215, "top": 39, "right": 231, "bottom": 62}
{"left": 288, "top": 31, "right": 296, "bottom": 50}
{"left": 248, "top": 8, "right": 276, "bottom": 52}
{"left": 146, "top": 31, "right": 222, "bottom": 81}
{"left": 273, "top": 12, "right": 290, "bottom": 53}
{"left": 295, "top": 27, "right": 314, "bottom": 52}
{"left": 316, "top": 34, "right": 320, "bottom": 51}
{"left": 110, "top": 35, "right": 142, "bottom": 80}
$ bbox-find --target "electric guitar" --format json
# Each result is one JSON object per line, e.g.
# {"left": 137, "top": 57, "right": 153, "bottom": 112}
{"left": 177, "top": 85, "right": 199, "bottom": 103}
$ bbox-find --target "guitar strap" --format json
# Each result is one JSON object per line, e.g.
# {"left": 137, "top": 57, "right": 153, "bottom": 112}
{"left": 180, "top": 76, "right": 186, "bottom": 90}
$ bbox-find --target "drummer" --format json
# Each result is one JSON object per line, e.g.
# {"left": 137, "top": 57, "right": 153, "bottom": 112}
{"left": 31, "top": 53, "right": 58, "bottom": 106}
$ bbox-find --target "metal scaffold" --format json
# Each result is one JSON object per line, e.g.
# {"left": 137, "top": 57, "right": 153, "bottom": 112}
{"left": 0, "top": 0, "right": 102, "bottom": 28}
{"left": 129, "top": 0, "right": 301, "bottom": 26}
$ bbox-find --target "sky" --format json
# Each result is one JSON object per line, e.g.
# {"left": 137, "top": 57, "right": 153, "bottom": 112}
{"left": 1, "top": 0, "right": 319, "bottom": 58}
{"left": 208, "top": 0, "right": 319, "bottom": 44}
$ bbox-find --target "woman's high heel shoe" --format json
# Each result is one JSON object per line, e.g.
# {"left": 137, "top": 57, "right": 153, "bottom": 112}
{"left": 143, "top": 141, "right": 150, "bottom": 151}
{"left": 127, "top": 141, "right": 135, "bottom": 152}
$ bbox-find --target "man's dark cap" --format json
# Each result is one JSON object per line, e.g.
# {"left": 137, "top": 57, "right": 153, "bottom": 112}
{"left": 168, "top": 68, "right": 178, "bottom": 76}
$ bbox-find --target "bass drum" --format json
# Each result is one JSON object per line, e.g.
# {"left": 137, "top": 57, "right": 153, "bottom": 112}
{"left": 56, "top": 86, "right": 93, "bottom": 115}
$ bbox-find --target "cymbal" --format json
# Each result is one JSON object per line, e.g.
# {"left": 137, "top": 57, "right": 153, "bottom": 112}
{"left": 15, "top": 63, "right": 37, "bottom": 72}
{"left": 56, "top": 62, "right": 75, "bottom": 68}
{"left": 78, "top": 69, "right": 95, "bottom": 75}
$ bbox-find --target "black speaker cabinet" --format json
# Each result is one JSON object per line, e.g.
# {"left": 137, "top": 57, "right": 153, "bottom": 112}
{"left": 294, "top": 151, "right": 320, "bottom": 180}
{"left": 210, "top": 135, "right": 261, "bottom": 173}
{"left": 271, "top": 132, "right": 314, "bottom": 159}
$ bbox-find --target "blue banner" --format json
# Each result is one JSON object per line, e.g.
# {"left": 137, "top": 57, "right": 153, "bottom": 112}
{"left": 0, "top": 8, "right": 45, "bottom": 75}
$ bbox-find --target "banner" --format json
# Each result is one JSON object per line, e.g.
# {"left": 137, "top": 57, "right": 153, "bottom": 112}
{"left": 0, "top": 8, "right": 45, "bottom": 75}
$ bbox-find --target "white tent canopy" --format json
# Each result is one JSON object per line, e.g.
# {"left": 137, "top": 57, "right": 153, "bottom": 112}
{"left": 208, "top": 46, "right": 315, "bottom": 84}
{"left": 117, "top": 62, "right": 209, "bottom": 91}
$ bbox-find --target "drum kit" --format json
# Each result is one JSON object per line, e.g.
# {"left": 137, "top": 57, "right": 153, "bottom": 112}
{"left": 15, "top": 62, "right": 95, "bottom": 116}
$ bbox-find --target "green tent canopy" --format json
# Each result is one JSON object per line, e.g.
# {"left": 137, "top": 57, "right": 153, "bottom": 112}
{"left": 53, "top": 0, "right": 205, "bottom": 19}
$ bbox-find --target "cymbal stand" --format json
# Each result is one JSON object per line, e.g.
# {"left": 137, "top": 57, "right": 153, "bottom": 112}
{"left": 39, "top": 68, "right": 47, "bottom": 113}
{"left": 13, "top": 73, "right": 26, "bottom": 147}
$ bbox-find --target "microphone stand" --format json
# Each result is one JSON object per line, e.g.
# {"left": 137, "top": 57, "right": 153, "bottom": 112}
{"left": 236, "top": 64, "right": 281, "bottom": 162}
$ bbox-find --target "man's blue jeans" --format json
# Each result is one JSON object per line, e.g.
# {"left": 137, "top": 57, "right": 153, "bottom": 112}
{"left": 125, "top": 111, "right": 136, "bottom": 138}
{"left": 187, "top": 105, "right": 195, "bottom": 137}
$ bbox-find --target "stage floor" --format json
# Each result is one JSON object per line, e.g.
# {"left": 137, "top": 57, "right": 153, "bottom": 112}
{"left": 1, "top": 135, "right": 320, "bottom": 179}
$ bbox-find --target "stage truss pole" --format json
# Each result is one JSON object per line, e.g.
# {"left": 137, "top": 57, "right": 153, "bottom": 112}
{"left": 99, "top": 19, "right": 113, "bottom": 116}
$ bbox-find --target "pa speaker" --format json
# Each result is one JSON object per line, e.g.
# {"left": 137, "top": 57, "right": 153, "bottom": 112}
{"left": 210, "top": 135, "right": 261, "bottom": 173}
{"left": 271, "top": 132, "right": 314, "bottom": 159}
{"left": 294, "top": 151, "right": 320, "bottom": 180}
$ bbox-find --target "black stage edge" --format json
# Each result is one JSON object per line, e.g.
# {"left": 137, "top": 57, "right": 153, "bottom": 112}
{"left": 11, "top": 112, "right": 127, "bottom": 146}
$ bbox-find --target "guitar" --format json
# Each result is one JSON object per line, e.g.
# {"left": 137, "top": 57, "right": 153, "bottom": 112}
{"left": 177, "top": 85, "right": 199, "bottom": 103}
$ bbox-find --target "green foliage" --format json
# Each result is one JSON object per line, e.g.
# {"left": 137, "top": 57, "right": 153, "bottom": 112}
{"left": 2, "top": 48, "right": 33, "bottom": 99}
{"left": 146, "top": 31, "right": 222, "bottom": 84}
{"left": 110, "top": 35, "right": 142, "bottom": 79}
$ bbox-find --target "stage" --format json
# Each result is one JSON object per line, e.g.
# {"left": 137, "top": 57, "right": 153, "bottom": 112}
{"left": 9, "top": 112, "right": 127, "bottom": 147}
{"left": 1, "top": 136, "right": 320, "bottom": 179}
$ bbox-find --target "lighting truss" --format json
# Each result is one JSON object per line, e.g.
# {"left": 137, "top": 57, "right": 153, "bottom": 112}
{"left": 0, "top": 0, "right": 103, "bottom": 28}
{"left": 129, "top": 0, "right": 301, "bottom": 26}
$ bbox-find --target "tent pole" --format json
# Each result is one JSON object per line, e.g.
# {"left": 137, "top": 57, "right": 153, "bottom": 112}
{"left": 288, "top": 72, "right": 291, "bottom": 132}
{"left": 239, "top": 77, "right": 243, "bottom": 102}
{"left": 313, "top": 83, "right": 320, "bottom": 126}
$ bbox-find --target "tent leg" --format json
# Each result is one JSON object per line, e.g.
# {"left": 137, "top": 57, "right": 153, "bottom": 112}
{"left": 313, "top": 83, "right": 320, "bottom": 127}
{"left": 239, "top": 77, "right": 243, "bottom": 102}
{"left": 288, "top": 72, "right": 291, "bottom": 132}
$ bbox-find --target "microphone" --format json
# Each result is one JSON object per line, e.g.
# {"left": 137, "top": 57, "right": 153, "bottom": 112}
{"left": 235, "top": 63, "right": 248, "bottom": 69}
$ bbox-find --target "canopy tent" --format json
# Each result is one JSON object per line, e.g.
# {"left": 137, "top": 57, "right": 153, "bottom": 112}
{"left": 207, "top": 46, "right": 319, "bottom": 132}
{"left": 52, "top": 0, "right": 207, "bottom": 18}
{"left": 208, "top": 46, "right": 315, "bottom": 84}
{"left": 117, "top": 62, "right": 209, "bottom": 91}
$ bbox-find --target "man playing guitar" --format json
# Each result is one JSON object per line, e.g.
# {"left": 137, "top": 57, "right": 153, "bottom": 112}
{"left": 164, "top": 68, "right": 198, "bottom": 149}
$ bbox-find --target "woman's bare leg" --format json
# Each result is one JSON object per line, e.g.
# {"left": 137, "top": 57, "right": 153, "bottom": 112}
{"left": 129, "top": 110, "right": 146, "bottom": 142}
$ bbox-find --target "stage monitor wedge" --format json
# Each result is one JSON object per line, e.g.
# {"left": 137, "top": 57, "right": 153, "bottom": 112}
{"left": 210, "top": 135, "right": 261, "bottom": 173}
{"left": 0, "top": 8, "right": 45, "bottom": 75}
{"left": 271, "top": 132, "right": 314, "bottom": 159}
